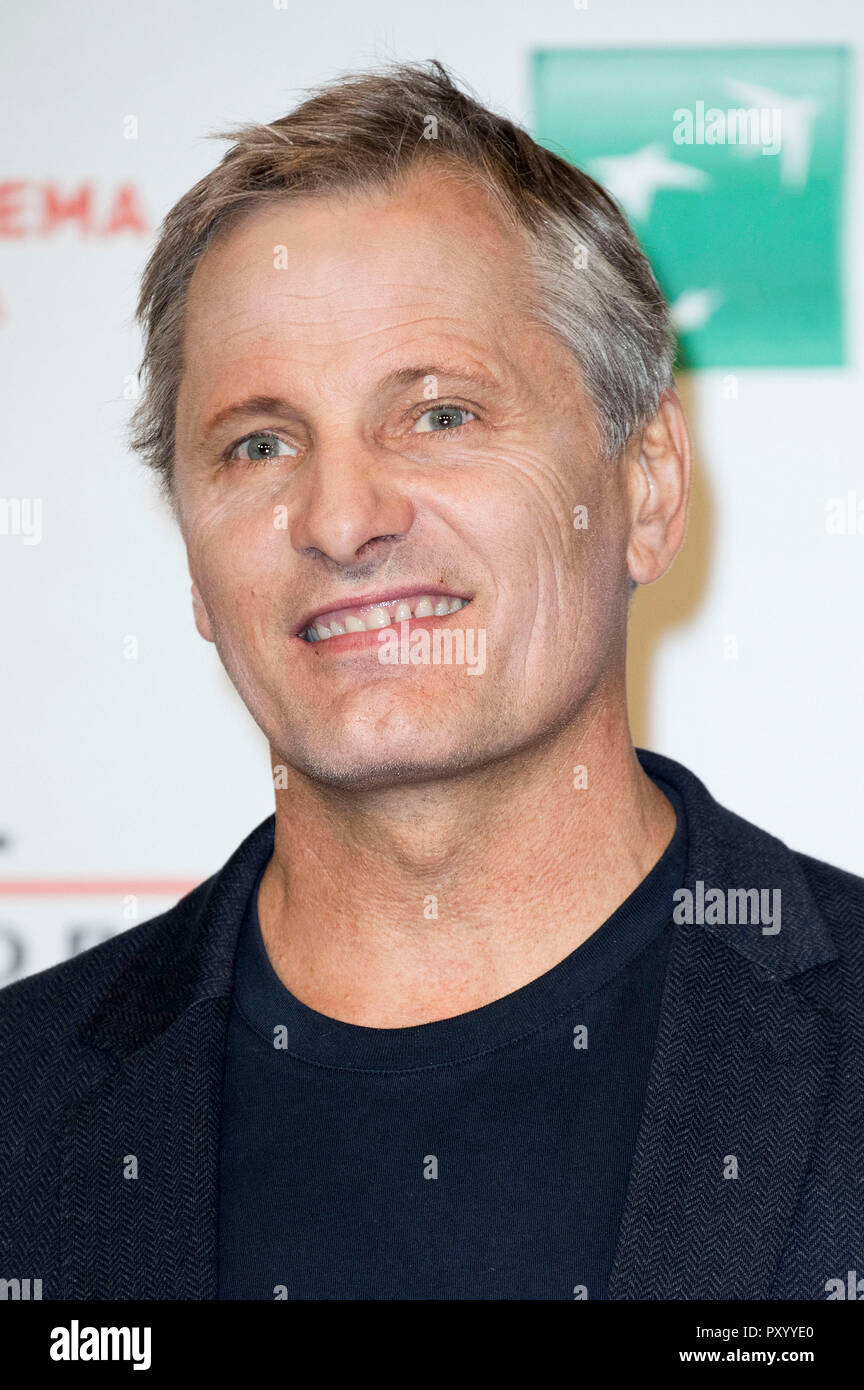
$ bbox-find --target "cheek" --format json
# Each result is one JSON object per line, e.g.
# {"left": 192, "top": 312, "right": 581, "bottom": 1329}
{"left": 468, "top": 451, "right": 607, "bottom": 607}
{"left": 455, "top": 445, "right": 577, "bottom": 564}
{"left": 186, "top": 504, "right": 281, "bottom": 633}
{"left": 471, "top": 479, "right": 625, "bottom": 684}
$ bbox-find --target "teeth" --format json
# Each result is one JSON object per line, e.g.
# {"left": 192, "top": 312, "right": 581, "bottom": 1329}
{"left": 364, "top": 607, "right": 391, "bottom": 629}
{"left": 302, "top": 595, "right": 468, "bottom": 642}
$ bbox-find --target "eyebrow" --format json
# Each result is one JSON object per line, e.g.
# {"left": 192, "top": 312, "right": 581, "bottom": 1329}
{"left": 202, "top": 395, "right": 298, "bottom": 439}
{"left": 201, "top": 363, "right": 505, "bottom": 438}
{"left": 376, "top": 362, "right": 504, "bottom": 395}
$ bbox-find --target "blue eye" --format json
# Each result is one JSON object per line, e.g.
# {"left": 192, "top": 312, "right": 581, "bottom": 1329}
{"left": 230, "top": 431, "right": 297, "bottom": 463}
{"left": 413, "top": 405, "right": 476, "bottom": 434}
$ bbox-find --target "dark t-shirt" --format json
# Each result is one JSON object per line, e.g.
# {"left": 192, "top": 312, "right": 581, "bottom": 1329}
{"left": 217, "top": 778, "right": 687, "bottom": 1300}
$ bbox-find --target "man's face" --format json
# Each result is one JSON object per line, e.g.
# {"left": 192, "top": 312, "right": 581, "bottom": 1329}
{"left": 173, "top": 168, "right": 635, "bottom": 787}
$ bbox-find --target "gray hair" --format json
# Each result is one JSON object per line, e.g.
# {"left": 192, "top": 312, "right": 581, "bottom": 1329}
{"left": 128, "top": 58, "right": 675, "bottom": 495}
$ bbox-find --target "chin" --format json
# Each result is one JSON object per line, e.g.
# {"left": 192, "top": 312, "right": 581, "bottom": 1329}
{"left": 279, "top": 726, "right": 494, "bottom": 791}
{"left": 297, "top": 750, "right": 468, "bottom": 790}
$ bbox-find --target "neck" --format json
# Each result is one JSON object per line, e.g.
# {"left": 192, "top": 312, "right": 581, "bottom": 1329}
{"left": 258, "top": 696, "right": 675, "bottom": 1027}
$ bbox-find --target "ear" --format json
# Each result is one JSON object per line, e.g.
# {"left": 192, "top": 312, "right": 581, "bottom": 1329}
{"left": 190, "top": 579, "right": 215, "bottom": 643}
{"left": 625, "top": 390, "right": 691, "bottom": 586}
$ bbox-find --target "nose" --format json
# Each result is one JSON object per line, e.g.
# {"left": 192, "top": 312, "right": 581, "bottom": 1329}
{"left": 289, "top": 435, "right": 415, "bottom": 567}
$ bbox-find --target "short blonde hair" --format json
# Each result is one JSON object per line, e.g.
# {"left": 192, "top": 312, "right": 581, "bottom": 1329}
{"left": 129, "top": 59, "right": 674, "bottom": 495}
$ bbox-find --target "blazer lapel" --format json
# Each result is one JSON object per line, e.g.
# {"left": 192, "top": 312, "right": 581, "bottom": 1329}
{"left": 59, "top": 817, "right": 275, "bottom": 1299}
{"left": 61, "top": 998, "right": 230, "bottom": 1299}
{"left": 609, "top": 752, "right": 841, "bottom": 1299}
{"left": 608, "top": 921, "right": 840, "bottom": 1299}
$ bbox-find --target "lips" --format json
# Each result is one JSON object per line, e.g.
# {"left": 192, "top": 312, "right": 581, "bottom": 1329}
{"left": 296, "top": 588, "right": 472, "bottom": 643}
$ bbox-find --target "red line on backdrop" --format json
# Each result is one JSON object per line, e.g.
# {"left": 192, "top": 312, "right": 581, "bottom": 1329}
{"left": 0, "top": 881, "right": 201, "bottom": 896}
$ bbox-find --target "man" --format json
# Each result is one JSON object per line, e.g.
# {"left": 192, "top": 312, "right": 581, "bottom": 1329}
{"left": 1, "top": 60, "right": 861, "bottom": 1302}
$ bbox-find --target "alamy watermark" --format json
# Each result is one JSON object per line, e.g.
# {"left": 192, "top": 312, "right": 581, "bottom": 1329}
{"left": 377, "top": 621, "right": 486, "bottom": 675}
{"left": 673, "top": 102, "right": 782, "bottom": 156}
{"left": 0, "top": 497, "right": 42, "bottom": 545}
{"left": 0, "top": 1276, "right": 42, "bottom": 1299}
{"left": 672, "top": 881, "right": 781, "bottom": 935}
{"left": 825, "top": 1271, "right": 864, "bottom": 1299}
{"left": 49, "top": 1320, "right": 151, "bottom": 1370}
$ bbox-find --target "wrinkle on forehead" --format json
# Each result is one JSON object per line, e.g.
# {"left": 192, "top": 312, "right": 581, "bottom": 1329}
{"left": 183, "top": 168, "right": 538, "bottom": 344}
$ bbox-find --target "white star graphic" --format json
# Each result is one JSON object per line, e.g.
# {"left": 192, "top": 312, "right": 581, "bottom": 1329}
{"left": 669, "top": 289, "right": 723, "bottom": 332}
{"left": 590, "top": 143, "right": 709, "bottom": 222}
{"left": 723, "top": 78, "right": 820, "bottom": 189}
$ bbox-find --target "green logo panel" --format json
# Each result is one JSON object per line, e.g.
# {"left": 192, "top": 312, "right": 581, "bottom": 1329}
{"left": 532, "top": 47, "right": 848, "bottom": 366}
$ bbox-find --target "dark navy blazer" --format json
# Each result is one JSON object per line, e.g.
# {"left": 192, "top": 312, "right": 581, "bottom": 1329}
{"left": 1, "top": 749, "right": 862, "bottom": 1299}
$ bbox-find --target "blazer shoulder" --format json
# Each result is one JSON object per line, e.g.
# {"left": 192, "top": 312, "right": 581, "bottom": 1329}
{"left": 0, "top": 874, "right": 216, "bottom": 1045}
{"left": 0, "top": 814, "right": 274, "bottom": 1066}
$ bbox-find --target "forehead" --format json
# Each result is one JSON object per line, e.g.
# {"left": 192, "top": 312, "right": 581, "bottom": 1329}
{"left": 180, "top": 169, "right": 536, "bottom": 376}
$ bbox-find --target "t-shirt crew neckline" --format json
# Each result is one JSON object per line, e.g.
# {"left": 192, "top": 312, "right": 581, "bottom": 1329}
{"left": 232, "top": 777, "right": 687, "bottom": 1073}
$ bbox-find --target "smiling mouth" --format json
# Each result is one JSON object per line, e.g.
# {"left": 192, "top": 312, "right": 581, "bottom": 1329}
{"left": 299, "top": 592, "right": 471, "bottom": 643}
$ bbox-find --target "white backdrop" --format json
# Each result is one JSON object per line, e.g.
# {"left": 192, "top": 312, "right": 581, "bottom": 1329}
{"left": 1, "top": 0, "right": 862, "bottom": 984}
